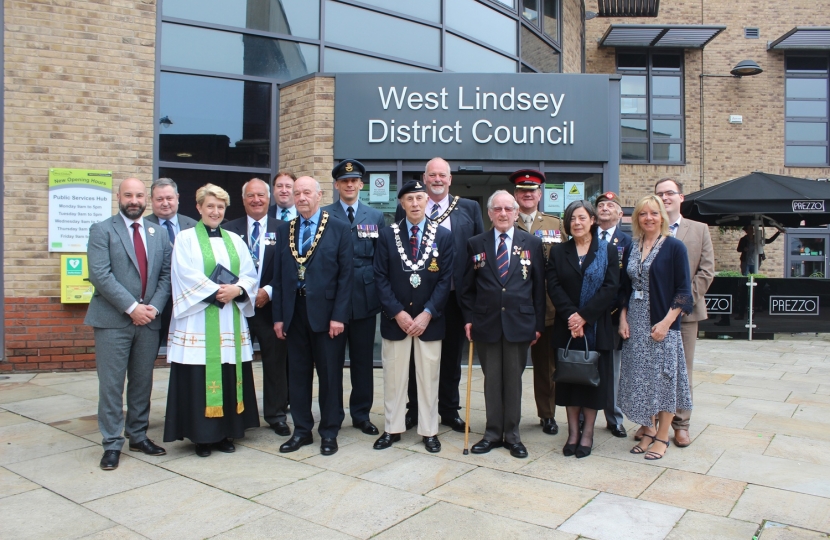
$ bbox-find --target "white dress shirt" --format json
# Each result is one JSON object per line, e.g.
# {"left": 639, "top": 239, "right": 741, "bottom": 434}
{"left": 427, "top": 195, "right": 452, "bottom": 231}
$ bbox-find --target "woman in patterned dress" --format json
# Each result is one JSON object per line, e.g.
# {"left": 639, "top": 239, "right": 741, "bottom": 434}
{"left": 618, "top": 195, "right": 693, "bottom": 460}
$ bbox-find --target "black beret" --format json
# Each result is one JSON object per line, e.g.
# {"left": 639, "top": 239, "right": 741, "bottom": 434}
{"left": 397, "top": 179, "right": 427, "bottom": 199}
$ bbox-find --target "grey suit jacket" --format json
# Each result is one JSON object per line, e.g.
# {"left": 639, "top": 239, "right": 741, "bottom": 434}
{"left": 675, "top": 218, "right": 715, "bottom": 322}
{"left": 84, "top": 214, "right": 172, "bottom": 329}
{"left": 145, "top": 213, "right": 197, "bottom": 238}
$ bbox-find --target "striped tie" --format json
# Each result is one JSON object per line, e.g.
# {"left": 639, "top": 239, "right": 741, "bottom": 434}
{"left": 301, "top": 219, "right": 312, "bottom": 255}
{"left": 410, "top": 225, "right": 420, "bottom": 260}
{"left": 280, "top": 208, "right": 289, "bottom": 221}
{"left": 669, "top": 223, "right": 679, "bottom": 237}
{"left": 429, "top": 204, "right": 440, "bottom": 220}
{"left": 497, "top": 233, "right": 509, "bottom": 284}
{"left": 249, "top": 221, "right": 260, "bottom": 267}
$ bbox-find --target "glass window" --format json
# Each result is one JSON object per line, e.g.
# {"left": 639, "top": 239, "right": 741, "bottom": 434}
{"left": 494, "top": 0, "right": 515, "bottom": 8}
{"left": 787, "top": 78, "right": 828, "bottom": 99}
{"left": 159, "top": 72, "right": 271, "bottom": 168}
{"left": 445, "top": 34, "right": 517, "bottom": 73}
{"left": 542, "top": 0, "right": 558, "bottom": 41}
{"left": 785, "top": 54, "right": 829, "bottom": 166}
{"left": 520, "top": 26, "right": 559, "bottom": 73}
{"left": 787, "top": 100, "right": 827, "bottom": 117}
{"left": 162, "top": 0, "right": 319, "bottom": 39}
{"left": 161, "top": 23, "right": 318, "bottom": 78}
{"left": 324, "top": 1, "right": 440, "bottom": 66}
{"left": 786, "top": 122, "right": 828, "bottom": 141}
{"left": 786, "top": 146, "right": 827, "bottom": 164}
{"left": 787, "top": 56, "right": 829, "bottom": 73}
{"left": 522, "top": 0, "right": 539, "bottom": 23}
{"left": 324, "top": 48, "right": 429, "bottom": 72}
{"left": 617, "top": 50, "right": 684, "bottom": 163}
{"left": 158, "top": 168, "right": 263, "bottom": 223}
{"left": 446, "top": 0, "right": 517, "bottom": 55}
{"left": 355, "top": 0, "right": 440, "bottom": 23}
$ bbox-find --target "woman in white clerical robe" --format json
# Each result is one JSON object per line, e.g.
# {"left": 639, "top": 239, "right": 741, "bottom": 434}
{"left": 163, "top": 183, "right": 260, "bottom": 457}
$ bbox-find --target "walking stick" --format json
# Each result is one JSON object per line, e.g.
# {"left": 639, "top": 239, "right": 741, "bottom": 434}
{"left": 463, "top": 340, "right": 474, "bottom": 455}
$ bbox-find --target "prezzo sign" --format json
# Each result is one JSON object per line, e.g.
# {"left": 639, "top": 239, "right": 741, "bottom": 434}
{"left": 334, "top": 73, "right": 614, "bottom": 162}
{"left": 705, "top": 294, "right": 732, "bottom": 315}
{"left": 792, "top": 200, "right": 825, "bottom": 212}
{"left": 769, "top": 296, "right": 820, "bottom": 315}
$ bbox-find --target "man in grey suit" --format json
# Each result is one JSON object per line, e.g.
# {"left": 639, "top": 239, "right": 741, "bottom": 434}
{"left": 85, "top": 178, "right": 172, "bottom": 470}
{"left": 655, "top": 177, "right": 715, "bottom": 448}
{"left": 144, "top": 178, "right": 196, "bottom": 350}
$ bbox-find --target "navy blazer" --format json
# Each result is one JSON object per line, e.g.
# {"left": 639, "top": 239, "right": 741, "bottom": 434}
{"left": 224, "top": 216, "right": 289, "bottom": 323}
{"left": 395, "top": 195, "right": 484, "bottom": 302}
{"left": 460, "top": 228, "right": 546, "bottom": 344}
{"left": 546, "top": 237, "right": 620, "bottom": 352}
{"left": 373, "top": 221, "right": 454, "bottom": 341}
{"left": 322, "top": 201, "right": 385, "bottom": 320}
{"left": 271, "top": 211, "right": 354, "bottom": 333}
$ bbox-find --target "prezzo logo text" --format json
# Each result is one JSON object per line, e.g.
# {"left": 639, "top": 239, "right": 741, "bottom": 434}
{"left": 705, "top": 294, "right": 732, "bottom": 315}
{"left": 769, "top": 296, "right": 819, "bottom": 315}
{"left": 792, "top": 200, "right": 825, "bottom": 212}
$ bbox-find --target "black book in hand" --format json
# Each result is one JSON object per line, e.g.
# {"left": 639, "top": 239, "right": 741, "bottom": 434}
{"left": 204, "top": 264, "right": 239, "bottom": 308}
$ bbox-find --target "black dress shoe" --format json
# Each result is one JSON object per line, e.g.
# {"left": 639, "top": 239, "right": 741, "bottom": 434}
{"left": 470, "top": 438, "right": 503, "bottom": 454}
{"left": 575, "top": 444, "right": 592, "bottom": 459}
{"left": 354, "top": 420, "right": 380, "bottom": 435}
{"left": 214, "top": 438, "right": 235, "bottom": 453}
{"left": 280, "top": 435, "right": 313, "bottom": 453}
{"left": 505, "top": 442, "right": 528, "bottom": 459}
{"left": 373, "top": 432, "right": 401, "bottom": 450}
{"left": 563, "top": 443, "right": 578, "bottom": 457}
{"left": 441, "top": 416, "right": 466, "bottom": 433}
{"left": 195, "top": 444, "right": 212, "bottom": 457}
{"left": 541, "top": 418, "right": 559, "bottom": 435}
{"left": 271, "top": 421, "right": 291, "bottom": 437}
{"left": 607, "top": 424, "right": 627, "bottom": 438}
{"left": 128, "top": 438, "right": 166, "bottom": 456}
{"left": 320, "top": 438, "right": 338, "bottom": 456}
{"left": 404, "top": 415, "right": 416, "bottom": 431}
{"left": 423, "top": 435, "right": 441, "bottom": 453}
{"left": 100, "top": 450, "right": 120, "bottom": 470}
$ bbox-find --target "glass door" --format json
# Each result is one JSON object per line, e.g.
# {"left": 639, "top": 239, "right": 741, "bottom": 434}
{"left": 787, "top": 234, "right": 827, "bottom": 278}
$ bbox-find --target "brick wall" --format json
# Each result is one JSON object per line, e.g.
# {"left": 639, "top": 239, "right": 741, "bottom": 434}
{"left": 278, "top": 75, "right": 336, "bottom": 206}
{"left": 583, "top": 0, "right": 830, "bottom": 276}
{"left": 561, "top": 0, "right": 583, "bottom": 73}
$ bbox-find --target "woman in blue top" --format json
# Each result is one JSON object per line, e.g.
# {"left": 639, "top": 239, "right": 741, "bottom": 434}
{"left": 618, "top": 195, "right": 692, "bottom": 460}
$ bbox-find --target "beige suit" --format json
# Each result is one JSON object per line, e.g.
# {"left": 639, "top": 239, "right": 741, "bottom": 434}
{"left": 673, "top": 217, "right": 715, "bottom": 429}
{"left": 516, "top": 211, "right": 563, "bottom": 420}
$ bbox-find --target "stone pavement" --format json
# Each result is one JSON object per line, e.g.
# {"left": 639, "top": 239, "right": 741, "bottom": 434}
{"left": 1, "top": 337, "right": 830, "bottom": 540}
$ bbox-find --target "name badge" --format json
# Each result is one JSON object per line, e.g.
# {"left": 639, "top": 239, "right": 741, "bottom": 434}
{"left": 634, "top": 290, "right": 644, "bottom": 300}
{"left": 357, "top": 224, "right": 378, "bottom": 238}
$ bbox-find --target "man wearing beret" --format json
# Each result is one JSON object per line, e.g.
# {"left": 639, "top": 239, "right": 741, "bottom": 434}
{"left": 595, "top": 191, "right": 631, "bottom": 438}
{"left": 373, "top": 180, "right": 454, "bottom": 452}
{"left": 511, "top": 169, "right": 564, "bottom": 437}
{"left": 322, "top": 159, "right": 385, "bottom": 436}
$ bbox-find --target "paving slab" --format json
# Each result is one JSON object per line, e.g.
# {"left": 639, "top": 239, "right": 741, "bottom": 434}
{"left": 691, "top": 424, "right": 775, "bottom": 455}
{"left": 235, "top": 425, "right": 359, "bottom": 461}
{"left": 727, "top": 397, "right": 799, "bottom": 418}
{"left": 428, "top": 467, "right": 596, "bottom": 528}
{"left": 84, "top": 477, "right": 272, "bottom": 540}
{"left": 695, "top": 381, "right": 791, "bottom": 402}
{"left": 159, "top": 445, "right": 323, "bottom": 498}
{"left": 594, "top": 431, "right": 724, "bottom": 474}
{"left": 725, "top": 375, "right": 820, "bottom": 394}
{"left": 0, "top": 374, "right": 36, "bottom": 384}
{"left": 792, "top": 404, "right": 830, "bottom": 425}
{"left": 212, "top": 510, "right": 355, "bottom": 539}
{"left": 79, "top": 526, "right": 150, "bottom": 539}
{"left": 0, "top": 488, "right": 114, "bottom": 539}
{"left": 787, "top": 392, "right": 830, "bottom": 406}
{"left": 0, "top": 421, "right": 94, "bottom": 465}
{"left": 516, "top": 452, "right": 663, "bottom": 498}
{"left": 558, "top": 492, "right": 685, "bottom": 540}
{"left": 664, "top": 511, "right": 759, "bottom": 540}
{"left": 0, "top": 466, "right": 39, "bottom": 499}
{"left": 765, "top": 434, "right": 830, "bottom": 466}
{"left": 0, "top": 382, "right": 64, "bottom": 404}
{"left": 709, "top": 450, "right": 830, "bottom": 498}
{"left": 304, "top": 438, "right": 410, "bottom": 476}
{"left": 253, "top": 470, "right": 433, "bottom": 539}
{"left": 359, "top": 452, "right": 475, "bottom": 494}
{"left": 747, "top": 414, "right": 830, "bottom": 443}
{"left": 730, "top": 485, "right": 830, "bottom": 534}
{"left": 51, "top": 378, "right": 103, "bottom": 401}
{"left": 758, "top": 522, "right": 830, "bottom": 539}
{"left": 2, "top": 393, "right": 99, "bottom": 424}
{"left": 639, "top": 469, "right": 746, "bottom": 516}
{"left": 0, "top": 410, "right": 28, "bottom": 427}
{"left": 49, "top": 414, "right": 101, "bottom": 437}
{"left": 7, "top": 446, "right": 175, "bottom": 504}
{"left": 29, "top": 372, "right": 100, "bottom": 386}
{"left": 373, "top": 501, "right": 574, "bottom": 539}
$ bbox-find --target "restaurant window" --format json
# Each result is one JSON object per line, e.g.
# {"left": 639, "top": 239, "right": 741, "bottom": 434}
{"left": 618, "top": 50, "right": 684, "bottom": 164}
{"left": 785, "top": 54, "right": 829, "bottom": 166}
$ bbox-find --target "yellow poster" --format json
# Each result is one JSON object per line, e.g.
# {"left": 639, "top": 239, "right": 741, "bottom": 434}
{"left": 61, "top": 255, "right": 94, "bottom": 304}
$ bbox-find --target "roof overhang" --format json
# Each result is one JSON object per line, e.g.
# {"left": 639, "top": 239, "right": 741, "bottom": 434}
{"left": 768, "top": 27, "right": 830, "bottom": 50}
{"left": 597, "top": 0, "right": 660, "bottom": 17}
{"left": 599, "top": 24, "right": 726, "bottom": 49}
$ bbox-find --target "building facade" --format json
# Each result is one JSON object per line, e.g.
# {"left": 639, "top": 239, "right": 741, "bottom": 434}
{"left": 3, "top": 0, "right": 830, "bottom": 370}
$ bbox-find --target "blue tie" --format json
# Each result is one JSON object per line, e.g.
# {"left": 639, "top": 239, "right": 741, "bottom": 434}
{"left": 281, "top": 208, "right": 289, "bottom": 221}
{"left": 162, "top": 220, "right": 176, "bottom": 244}
{"left": 497, "top": 233, "right": 509, "bottom": 284}
{"left": 429, "top": 203, "right": 440, "bottom": 220}
{"left": 670, "top": 223, "right": 679, "bottom": 237}
{"left": 250, "top": 221, "right": 261, "bottom": 267}
{"left": 301, "top": 219, "right": 312, "bottom": 255}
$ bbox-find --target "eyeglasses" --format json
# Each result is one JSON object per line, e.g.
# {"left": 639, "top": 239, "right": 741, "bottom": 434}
{"left": 490, "top": 207, "right": 515, "bottom": 214}
{"left": 655, "top": 190, "right": 680, "bottom": 198}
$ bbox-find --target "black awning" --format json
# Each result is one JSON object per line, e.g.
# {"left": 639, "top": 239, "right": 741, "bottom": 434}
{"left": 597, "top": 0, "right": 660, "bottom": 17}
{"left": 599, "top": 24, "right": 726, "bottom": 49}
{"left": 769, "top": 27, "right": 830, "bottom": 50}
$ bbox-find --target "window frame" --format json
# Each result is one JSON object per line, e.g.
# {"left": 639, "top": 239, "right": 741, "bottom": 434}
{"left": 616, "top": 49, "right": 685, "bottom": 165}
{"left": 784, "top": 52, "right": 830, "bottom": 167}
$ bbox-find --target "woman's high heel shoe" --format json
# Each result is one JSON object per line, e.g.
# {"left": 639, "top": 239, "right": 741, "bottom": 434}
{"left": 563, "top": 443, "right": 578, "bottom": 457}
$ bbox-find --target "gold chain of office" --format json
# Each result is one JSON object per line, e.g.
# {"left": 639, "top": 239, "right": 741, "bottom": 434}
{"left": 289, "top": 211, "right": 329, "bottom": 269}
{"left": 429, "top": 196, "right": 460, "bottom": 224}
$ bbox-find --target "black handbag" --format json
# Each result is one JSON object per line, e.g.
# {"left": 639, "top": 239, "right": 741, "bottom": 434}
{"left": 555, "top": 336, "right": 601, "bottom": 387}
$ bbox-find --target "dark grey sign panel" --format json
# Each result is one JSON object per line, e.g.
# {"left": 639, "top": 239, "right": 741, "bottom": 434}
{"left": 334, "top": 73, "right": 613, "bottom": 162}
{"left": 705, "top": 294, "right": 732, "bottom": 315}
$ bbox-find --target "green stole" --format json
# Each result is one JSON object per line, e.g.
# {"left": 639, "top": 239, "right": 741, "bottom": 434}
{"left": 194, "top": 222, "right": 244, "bottom": 418}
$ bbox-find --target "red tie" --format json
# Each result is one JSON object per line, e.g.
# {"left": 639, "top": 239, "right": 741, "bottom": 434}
{"left": 410, "top": 225, "right": 420, "bottom": 260}
{"left": 131, "top": 223, "right": 148, "bottom": 300}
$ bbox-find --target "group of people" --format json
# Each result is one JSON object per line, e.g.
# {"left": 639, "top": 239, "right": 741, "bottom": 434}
{"left": 85, "top": 157, "right": 715, "bottom": 470}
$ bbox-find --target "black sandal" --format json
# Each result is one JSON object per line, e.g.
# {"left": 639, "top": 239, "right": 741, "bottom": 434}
{"left": 630, "top": 434, "right": 654, "bottom": 454}
{"left": 645, "top": 437, "right": 670, "bottom": 460}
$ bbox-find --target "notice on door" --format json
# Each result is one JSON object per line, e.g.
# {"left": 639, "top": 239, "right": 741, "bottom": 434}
{"left": 544, "top": 183, "right": 564, "bottom": 214}
{"left": 48, "top": 168, "right": 113, "bottom": 252}
{"left": 564, "top": 181, "right": 584, "bottom": 208}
